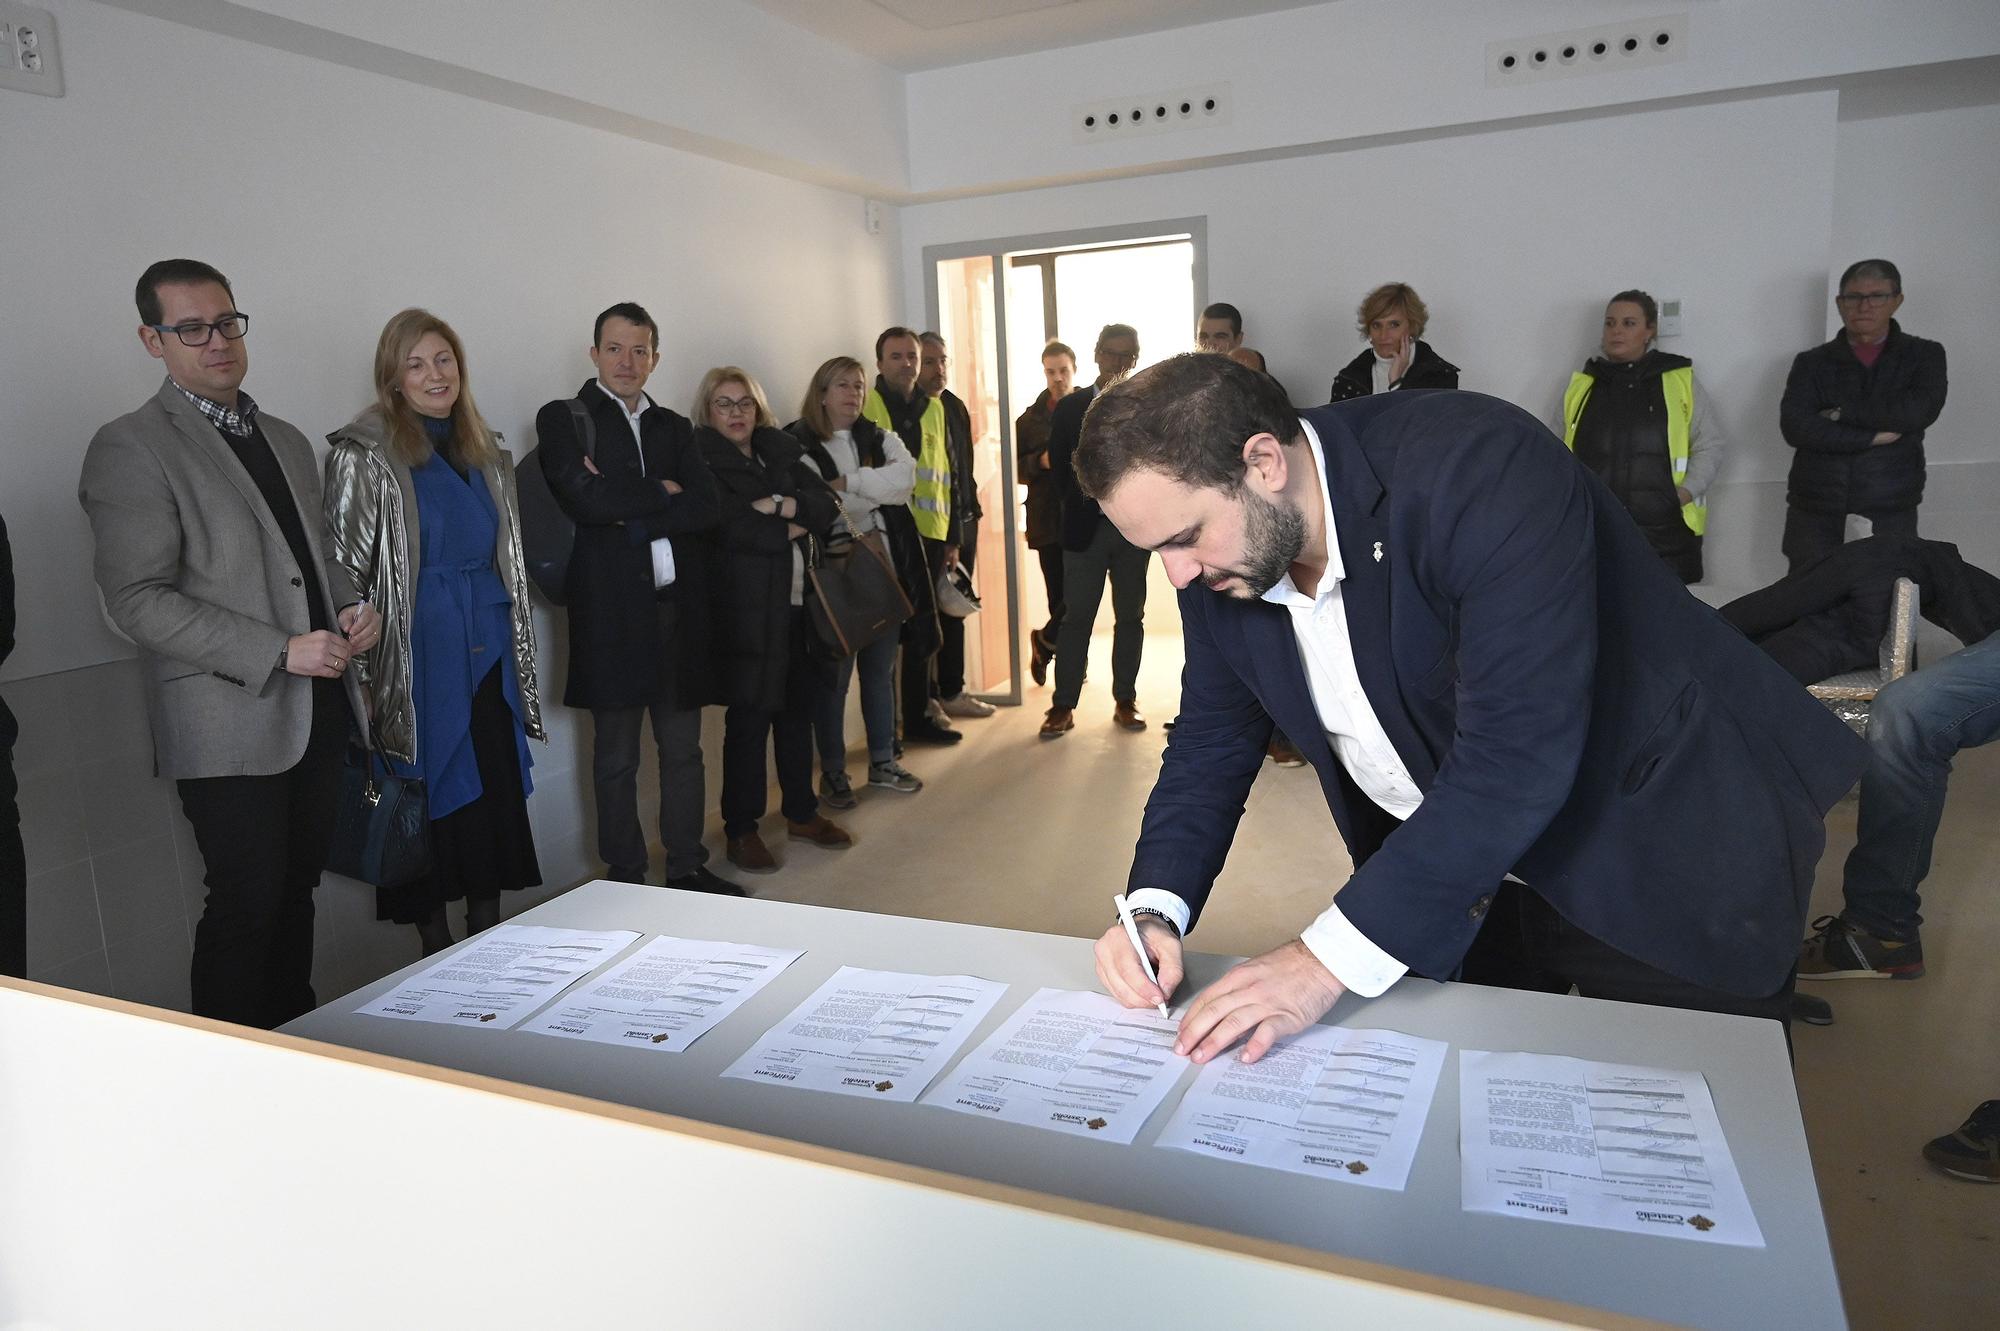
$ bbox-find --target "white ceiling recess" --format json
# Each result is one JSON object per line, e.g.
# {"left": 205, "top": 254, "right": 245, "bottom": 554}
{"left": 743, "top": 0, "right": 1338, "bottom": 71}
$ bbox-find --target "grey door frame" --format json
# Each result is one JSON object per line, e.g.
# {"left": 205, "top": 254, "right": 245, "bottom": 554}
{"left": 921, "top": 216, "right": 1208, "bottom": 705}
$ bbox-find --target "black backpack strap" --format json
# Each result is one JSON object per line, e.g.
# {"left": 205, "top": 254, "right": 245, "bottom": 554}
{"left": 565, "top": 399, "right": 596, "bottom": 462}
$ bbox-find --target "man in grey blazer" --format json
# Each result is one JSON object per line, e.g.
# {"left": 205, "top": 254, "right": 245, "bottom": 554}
{"left": 79, "top": 259, "right": 381, "bottom": 1027}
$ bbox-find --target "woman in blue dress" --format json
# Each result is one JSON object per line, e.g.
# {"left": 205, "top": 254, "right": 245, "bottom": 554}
{"left": 325, "top": 309, "right": 545, "bottom": 954}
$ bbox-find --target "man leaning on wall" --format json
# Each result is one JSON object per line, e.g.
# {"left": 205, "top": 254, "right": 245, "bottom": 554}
{"left": 77, "top": 260, "right": 381, "bottom": 1028}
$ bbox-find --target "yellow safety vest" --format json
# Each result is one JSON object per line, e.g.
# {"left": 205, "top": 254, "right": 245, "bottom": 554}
{"left": 1562, "top": 365, "right": 1705, "bottom": 535}
{"left": 862, "top": 389, "right": 951, "bottom": 540}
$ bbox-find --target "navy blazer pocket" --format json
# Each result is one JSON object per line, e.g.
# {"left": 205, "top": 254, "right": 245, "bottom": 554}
{"left": 1622, "top": 679, "right": 1701, "bottom": 795}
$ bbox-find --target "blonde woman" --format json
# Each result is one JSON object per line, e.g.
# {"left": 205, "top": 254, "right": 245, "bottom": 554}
{"left": 324, "top": 309, "right": 543, "bottom": 953}
{"left": 1327, "top": 282, "right": 1460, "bottom": 402}
{"left": 692, "top": 366, "right": 847, "bottom": 873}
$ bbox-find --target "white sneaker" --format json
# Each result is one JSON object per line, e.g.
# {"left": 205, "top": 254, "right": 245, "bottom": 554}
{"left": 939, "top": 692, "right": 995, "bottom": 718}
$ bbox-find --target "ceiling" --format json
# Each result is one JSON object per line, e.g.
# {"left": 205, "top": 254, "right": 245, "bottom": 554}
{"left": 743, "top": 0, "right": 1338, "bottom": 72}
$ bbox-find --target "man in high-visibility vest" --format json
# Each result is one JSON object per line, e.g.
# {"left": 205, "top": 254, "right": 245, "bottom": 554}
{"left": 862, "top": 327, "right": 962, "bottom": 748}
{"left": 919, "top": 332, "right": 992, "bottom": 725}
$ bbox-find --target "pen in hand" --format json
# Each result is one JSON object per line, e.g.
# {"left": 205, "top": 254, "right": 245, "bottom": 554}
{"left": 1113, "top": 893, "right": 1172, "bottom": 1019}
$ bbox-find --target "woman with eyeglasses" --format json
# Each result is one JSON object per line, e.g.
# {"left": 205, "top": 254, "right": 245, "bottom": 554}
{"left": 786, "top": 356, "right": 925, "bottom": 806}
{"left": 1778, "top": 258, "right": 1949, "bottom": 574}
{"left": 693, "top": 366, "right": 847, "bottom": 875}
{"left": 323, "top": 309, "right": 543, "bottom": 954}
{"left": 1557, "top": 290, "right": 1725, "bottom": 585}
{"left": 1327, "top": 282, "right": 1459, "bottom": 403}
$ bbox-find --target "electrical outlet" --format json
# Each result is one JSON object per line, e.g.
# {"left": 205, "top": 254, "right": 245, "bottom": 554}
{"left": 1073, "top": 83, "right": 1230, "bottom": 145}
{"left": 0, "top": 2, "right": 62, "bottom": 97}
{"left": 1658, "top": 297, "right": 1683, "bottom": 339}
{"left": 1487, "top": 13, "right": 1686, "bottom": 88}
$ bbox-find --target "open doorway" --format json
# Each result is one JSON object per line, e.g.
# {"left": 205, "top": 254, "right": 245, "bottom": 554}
{"left": 928, "top": 220, "right": 1204, "bottom": 703}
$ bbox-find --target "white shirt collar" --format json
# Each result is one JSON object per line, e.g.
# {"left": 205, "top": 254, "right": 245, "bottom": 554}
{"left": 1261, "top": 418, "right": 1343, "bottom": 608}
{"left": 593, "top": 379, "right": 652, "bottom": 419}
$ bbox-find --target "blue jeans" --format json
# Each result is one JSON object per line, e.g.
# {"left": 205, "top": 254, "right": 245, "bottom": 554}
{"left": 816, "top": 630, "right": 900, "bottom": 774}
{"left": 1842, "top": 632, "right": 2000, "bottom": 940}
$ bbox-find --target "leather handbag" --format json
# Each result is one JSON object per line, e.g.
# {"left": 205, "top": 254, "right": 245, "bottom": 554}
{"left": 805, "top": 494, "right": 914, "bottom": 658}
{"left": 327, "top": 742, "right": 431, "bottom": 889}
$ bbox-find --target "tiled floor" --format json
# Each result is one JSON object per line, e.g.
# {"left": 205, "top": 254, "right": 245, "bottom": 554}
{"left": 723, "top": 627, "right": 1998, "bottom": 1331}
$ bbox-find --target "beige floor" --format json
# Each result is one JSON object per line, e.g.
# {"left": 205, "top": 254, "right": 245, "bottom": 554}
{"left": 726, "top": 625, "right": 1997, "bottom": 1331}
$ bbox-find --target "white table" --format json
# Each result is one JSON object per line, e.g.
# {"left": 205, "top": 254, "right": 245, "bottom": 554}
{"left": 283, "top": 881, "right": 1845, "bottom": 1329}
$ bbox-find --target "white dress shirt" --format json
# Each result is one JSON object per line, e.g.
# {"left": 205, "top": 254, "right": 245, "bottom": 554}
{"left": 1127, "top": 420, "right": 1414, "bottom": 997}
{"left": 594, "top": 380, "right": 676, "bottom": 589}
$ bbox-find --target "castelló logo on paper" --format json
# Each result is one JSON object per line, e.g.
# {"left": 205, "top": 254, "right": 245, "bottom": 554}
{"left": 1687, "top": 1215, "right": 1716, "bottom": 1232}
{"left": 1086, "top": 1118, "right": 1108, "bottom": 1131}
{"left": 875, "top": 1081, "right": 895, "bottom": 1093}
{"left": 1347, "top": 1161, "right": 1369, "bottom": 1175}
{"left": 478, "top": 1013, "right": 497, "bottom": 1022}
{"left": 651, "top": 1033, "right": 672, "bottom": 1043}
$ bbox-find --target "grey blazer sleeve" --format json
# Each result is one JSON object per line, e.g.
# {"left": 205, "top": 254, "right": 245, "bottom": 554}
{"left": 78, "top": 423, "right": 291, "bottom": 693}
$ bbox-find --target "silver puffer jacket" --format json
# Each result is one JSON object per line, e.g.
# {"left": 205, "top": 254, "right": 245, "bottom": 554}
{"left": 323, "top": 407, "right": 544, "bottom": 763}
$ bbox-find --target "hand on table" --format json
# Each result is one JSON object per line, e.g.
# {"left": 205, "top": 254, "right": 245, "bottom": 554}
{"left": 1094, "top": 916, "right": 1184, "bottom": 1013}
{"left": 1173, "top": 939, "right": 1346, "bottom": 1066}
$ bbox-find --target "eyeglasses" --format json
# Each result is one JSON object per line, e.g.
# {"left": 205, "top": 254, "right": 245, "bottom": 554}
{"left": 1835, "top": 291, "right": 1898, "bottom": 308}
{"left": 149, "top": 314, "right": 250, "bottom": 346}
{"left": 710, "top": 396, "right": 758, "bottom": 416}
{"left": 1099, "top": 348, "right": 1139, "bottom": 365}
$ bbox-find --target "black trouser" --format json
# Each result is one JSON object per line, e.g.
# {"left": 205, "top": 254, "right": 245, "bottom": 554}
{"left": 1036, "top": 545, "right": 1065, "bottom": 643}
{"left": 900, "top": 537, "right": 949, "bottom": 726}
{"left": 721, "top": 609, "right": 821, "bottom": 838}
{"left": 1053, "top": 518, "right": 1150, "bottom": 709}
{"left": 1457, "top": 881, "right": 1795, "bottom": 1030}
{"left": 591, "top": 600, "right": 708, "bottom": 881}
{"left": 0, "top": 740, "right": 23, "bottom": 980}
{"left": 175, "top": 680, "right": 346, "bottom": 1028}
{"left": 936, "top": 540, "right": 971, "bottom": 699}
{"left": 1781, "top": 503, "right": 1917, "bottom": 576}
{"left": 592, "top": 701, "right": 706, "bottom": 881}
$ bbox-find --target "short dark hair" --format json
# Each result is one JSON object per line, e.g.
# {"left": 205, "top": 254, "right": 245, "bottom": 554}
{"left": 1075, "top": 353, "right": 1298, "bottom": 500}
{"left": 594, "top": 302, "right": 658, "bottom": 350}
{"left": 1199, "top": 302, "right": 1242, "bottom": 335}
{"left": 1042, "top": 340, "right": 1077, "bottom": 364}
{"left": 917, "top": 330, "right": 946, "bottom": 350}
{"left": 1839, "top": 259, "right": 1901, "bottom": 294}
{"left": 875, "top": 326, "right": 920, "bottom": 361}
{"left": 1095, "top": 323, "right": 1140, "bottom": 353}
{"left": 136, "top": 259, "right": 233, "bottom": 326}
{"left": 1607, "top": 289, "right": 1658, "bottom": 327}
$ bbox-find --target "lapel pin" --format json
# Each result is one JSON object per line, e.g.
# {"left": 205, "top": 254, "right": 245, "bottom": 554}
{"left": 1372, "top": 541, "right": 1384, "bottom": 563}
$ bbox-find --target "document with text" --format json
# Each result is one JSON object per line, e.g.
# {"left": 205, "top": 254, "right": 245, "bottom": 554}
{"left": 923, "top": 988, "right": 1189, "bottom": 1144}
{"left": 356, "top": 925, "right": 641, "bottom": 1029}
{"left": 1155, "top": 1024, "right": 1446, "bottom": 1189}
{"left": 521, "top": 935, "right": 803, "bottom": 1053}
{"left": 721, "top": 967, "right": 1006, "bottom": 1101}
{"left": 1460, "top": 1050, "right": 1765, "bottom": 1247}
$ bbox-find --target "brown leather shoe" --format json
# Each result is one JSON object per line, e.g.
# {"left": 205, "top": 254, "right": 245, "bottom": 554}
{"left": 726, "top": 831, "right": 778, "bottom": 874}
{"left": 1029, "top": 631, "right": 1054, "bottom": 686}
{"left": 1113, "top": 701, "right": 1147, "bottom": 731}
{"left": 1039, "top": 705, "right": 1075, "bottom": 739}
{"left": 787, "top": 815, "right": 853, "bottom": 849}
{"left": 1267, "top": 736, "right": 1306, "bottom": 767}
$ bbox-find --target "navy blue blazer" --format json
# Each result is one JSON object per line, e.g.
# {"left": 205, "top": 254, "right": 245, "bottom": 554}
{"left": 1127, "top": 391, "right": 1865, "bottom": 997}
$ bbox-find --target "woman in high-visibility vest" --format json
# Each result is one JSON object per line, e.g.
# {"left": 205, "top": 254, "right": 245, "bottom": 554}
{"left": 1559, "top": 290, "right": 1727, "bottom": 584}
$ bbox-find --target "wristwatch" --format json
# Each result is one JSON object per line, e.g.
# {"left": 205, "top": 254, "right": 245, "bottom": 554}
{"left": 277, "top": 645, "right": 289, "bottom": 673}
{"left": 1124, "top": 906, "right": 1181, "bottom": 938}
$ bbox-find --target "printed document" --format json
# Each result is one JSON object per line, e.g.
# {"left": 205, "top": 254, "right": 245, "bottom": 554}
{"left": 1460, "top": 1050, "right": 1765, "bottom": 1247}
{"left": 356, "top": 925, "right": 641, "bottom": 1029}
{"left": 522, "top": 935, "right": 803, "bottom": 1052}
{"left": 722, "top": 967, "right": 1006, "bottom": 1101}
{"left": 1155, "top": 1025, "right": 1446, "bottom": 1189}
{"left": 924, "top": 988, "right": 1188, "bottom": 1144}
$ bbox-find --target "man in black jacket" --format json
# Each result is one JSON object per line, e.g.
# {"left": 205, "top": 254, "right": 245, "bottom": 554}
{"left": 1780, "top": 259, "right": 1948, "bottom": 574}
{"left": 1042, "top": 324, "right": 1150, "bottom": 740}
{"left": 537, "top": 303, "right": 738, "bottom": 895}
{"left": 1015, "top": 341, "right": 1077, "bottom": 685}
{"left": 0, "top": 511, "right": 20, "bottom": 978}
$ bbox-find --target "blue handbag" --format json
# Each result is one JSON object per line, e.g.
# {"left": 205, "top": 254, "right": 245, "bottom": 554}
{"left": 328, "top": 742, "right": 431, "bottom": 888}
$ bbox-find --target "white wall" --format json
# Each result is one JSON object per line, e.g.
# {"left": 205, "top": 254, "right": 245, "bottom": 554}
{"left": 0, "top": 0, "right": 903, "bottom": 682}
{"left": 904, "top": 91, "right": 1841, "bottom": 591}
{"left": 904, "top": 0, "right": 2000, "bottom": 195}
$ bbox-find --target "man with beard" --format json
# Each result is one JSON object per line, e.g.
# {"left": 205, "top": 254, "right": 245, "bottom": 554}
{"left": 1074, "top": 353, "right": 1865, "bottom": 1064}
